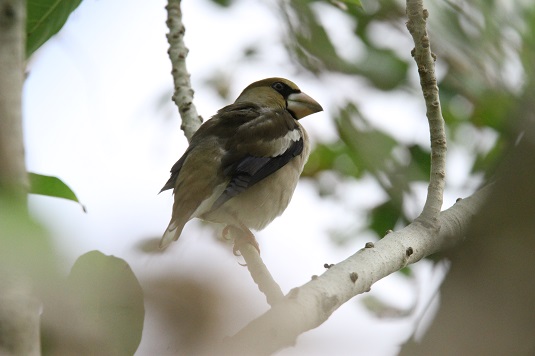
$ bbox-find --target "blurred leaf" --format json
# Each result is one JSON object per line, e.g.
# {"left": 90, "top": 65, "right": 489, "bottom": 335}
{"left": 405, "top": 145, "right": 431, "bottom": 182}
{"left": 358, "top": 48, "right": 408, "bottom": 90}
{"left": 282, "top": 0, "right": 408, "bottom": 89}
{"left": 135, "top": 237, "right": 166, "bottom": 254}
{"left": 242, "top": 44, "right": 259, "bottom": 58}
{"left": 284, "top": 0, "right": 353, "bottom": 74}
{"left": 303, "top": 142, "right": 362, "bottom": 178}
{"left": 305, "top": 103, "right": 400, "bottom": 179}
{"left": 369, "top": 200, "right": 401, "bottom": 237}
{"left": 204, "top": 71, "right": 232, "bottom": 100}
{"left": 399, "top": 266, "right": 413, "bottom": 277}
{"left": 361, "top": 294, "right": 413, "bottom": 318}
{"left": 471, "top": 138, "right": 505, "bottom": 177}
{"left": 207, "top": 0, "right": 234, "bottom": 7}
{"left": 27, "top": 0, "right": 83, "bottom": 57}
{"left": 323, "top": 0, "right": 362, "bottom": 12}
{"left": 29, "top": 173, "right": 85, "bottom": 211}
{"left": 470, "top": 90, "right": 514, "bottom": 131}
{"left": 68, "top": 251, "right": 145, "bottom": 355}
{"left": 0, "top": 194, "right": 59, "bottom": 291}
{"left": 336, "top": 103, "right": 398, "bottom": 175}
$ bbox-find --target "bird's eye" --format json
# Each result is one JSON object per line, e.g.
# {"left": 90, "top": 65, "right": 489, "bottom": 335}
{"left": 272, "top": 82, "right": 285, "bottom": 92}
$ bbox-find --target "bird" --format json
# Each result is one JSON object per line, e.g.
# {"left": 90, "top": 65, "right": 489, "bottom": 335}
{"left": 159, "top": 77, "right": 323, "bottom": 253}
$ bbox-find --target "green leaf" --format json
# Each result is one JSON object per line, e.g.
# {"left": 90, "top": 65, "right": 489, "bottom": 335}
{"left": 283, "top": 0, "right": 359, "bottom": 74}
{"left": 399, "top": 266, "right": 413, "bottom": 277}
{"left": 26, "top": 0, "right": 83, "bottom": 57}
{"left": 67, "top": 251, "right": 145, "bottom": 355}
{"left": 319, "top": 0, "right": 363, "bottom": 11}
{"left": 28, "top": 172, "right": 85, "bottom": 211}
{"left": 303, "top": 142, "right": 363, "bottom": 178}
{"left": 336, "top": 104, "right": 398, "bottom": 175}
{"left": 334, "top": 0, "right": 362, "bottom": 9}
{"left": 471, "top": 137, "right": 505, "bottom": 178}
{"left": 207, "top": 0, "right": 234, "bottom": 7}
{"left": 357, "top": 48, "right": 409, "bottom": 90}
{"left": 368, "top": 200, "right": 402, "bottom": 237}
{"left": 282, "top": 0, "right": 407, "bottom": 90}
{"left": 406, "top": 144, "right": 431, "bottom": 182}
{"left": 361, "top": 294, "right": 413, "bottom": 318}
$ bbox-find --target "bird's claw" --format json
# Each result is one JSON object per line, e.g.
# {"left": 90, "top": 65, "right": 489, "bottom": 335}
{"left": 232, "top": 244, "right": 242, "bottom": 257}
{"left": 223, "top": 225, "right": 261, "bottom": 256}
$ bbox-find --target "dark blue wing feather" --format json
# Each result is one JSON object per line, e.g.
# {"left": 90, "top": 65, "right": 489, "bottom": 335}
{"left": 211, "top": 138, "right": 303, "bottom": 210}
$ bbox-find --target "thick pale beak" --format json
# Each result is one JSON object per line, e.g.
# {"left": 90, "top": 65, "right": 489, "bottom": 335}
{"left": 287, "top": 92, "right": 323, "bottom": 119}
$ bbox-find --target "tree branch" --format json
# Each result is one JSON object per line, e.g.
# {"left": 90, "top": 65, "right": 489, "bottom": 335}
{"left": 233, "top": 231, "right": 284, "bottom": 306}
{"left": 165, "top": 0, "right": 202, "bottom": 142}
{"left": 219, "top": 186, "right": 490, "bottom": 355}
{"left": 0, "top": 0, "right": 27, "bottom": 192}
{"left": 0, "top": 280, "right": 41, "bottom": 356}
{"left": 0, "top": 0, "right": 41, "bottom": 354}
{"left": 406, "top": 0, "right": 447, "bottom": 226}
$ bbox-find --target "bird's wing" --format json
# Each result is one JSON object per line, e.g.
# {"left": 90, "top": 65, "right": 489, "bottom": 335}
{"left": 159, "top": 116, "right": 221, "bottom": 193}
{"left": 159, "top": 136, "right": 227, "bottom": 248}
{"left": 210, "top": 105, "right": 304, "bottom": 211}
{"left": 159, "top": 149, "right": 190, "bottom": 193}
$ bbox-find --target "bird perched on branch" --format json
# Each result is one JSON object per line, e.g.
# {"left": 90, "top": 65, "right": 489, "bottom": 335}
{"left": 160, "top": 77, "right": 323, "bottom": 253}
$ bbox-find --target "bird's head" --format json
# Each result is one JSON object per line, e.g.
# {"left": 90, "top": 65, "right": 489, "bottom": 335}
{"left": 235, "top": 77, "right": 323, "bottom": 120}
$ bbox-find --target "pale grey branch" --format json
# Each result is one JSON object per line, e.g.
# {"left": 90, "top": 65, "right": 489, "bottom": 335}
{"left": 406, "top": 0, "right": 448, "bottom": 226}
{"left": 166, "top": 0, "right": 202, "bottom": 142}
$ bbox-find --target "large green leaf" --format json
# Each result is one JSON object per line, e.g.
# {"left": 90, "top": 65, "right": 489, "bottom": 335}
{"left": 67, "top": 251, "right": 145, "bottom": 355}
{"left": 26, "top": 0, "right": 83, "bottom": 57}
{"left": 28, "top": 172, "right": 85, "bottom": 211}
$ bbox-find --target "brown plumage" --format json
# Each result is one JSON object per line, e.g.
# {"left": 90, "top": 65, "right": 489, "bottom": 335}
{"left": 160, "top": 78, "right": 323, "bottom": 251}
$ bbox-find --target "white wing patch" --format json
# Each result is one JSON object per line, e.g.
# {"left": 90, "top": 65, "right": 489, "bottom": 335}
{"left": 265, "top": 129, "right": 302, "bottom": 157}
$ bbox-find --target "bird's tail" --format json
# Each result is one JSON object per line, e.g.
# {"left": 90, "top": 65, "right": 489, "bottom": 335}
{"left": 159, "top": 220, "right": 185, "bottom": 249}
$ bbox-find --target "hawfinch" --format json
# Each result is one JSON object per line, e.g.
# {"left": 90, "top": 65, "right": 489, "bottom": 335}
{"left": 160, "top": 77, "right": 323, "bottom": 251}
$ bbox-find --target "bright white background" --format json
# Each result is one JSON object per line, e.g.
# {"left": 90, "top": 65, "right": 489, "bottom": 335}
{"left": 22, "top": 0, "right": 470, "bottom": 354}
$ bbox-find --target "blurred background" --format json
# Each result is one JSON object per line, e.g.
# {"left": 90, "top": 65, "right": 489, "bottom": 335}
{"left": 21, "top": 0, "right": 533, "bottom": 354}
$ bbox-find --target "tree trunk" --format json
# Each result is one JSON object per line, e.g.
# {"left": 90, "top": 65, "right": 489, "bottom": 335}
{"left": 0, "top": 0, "right": 41, "bottom": 354}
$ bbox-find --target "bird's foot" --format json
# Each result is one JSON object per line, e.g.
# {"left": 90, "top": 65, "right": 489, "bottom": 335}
{"left": 222, "top": 225, "right": 260, "bottom": 256}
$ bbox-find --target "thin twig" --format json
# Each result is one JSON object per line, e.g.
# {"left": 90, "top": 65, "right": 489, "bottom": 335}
{"left": 406, "top": 0, "right": 447, "bottom": 226}
{"left": 165, "top": 0, "right": 202, "bottom": 142}
{"left": 233, "top": 232, "right": 284, "bottom": 306}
